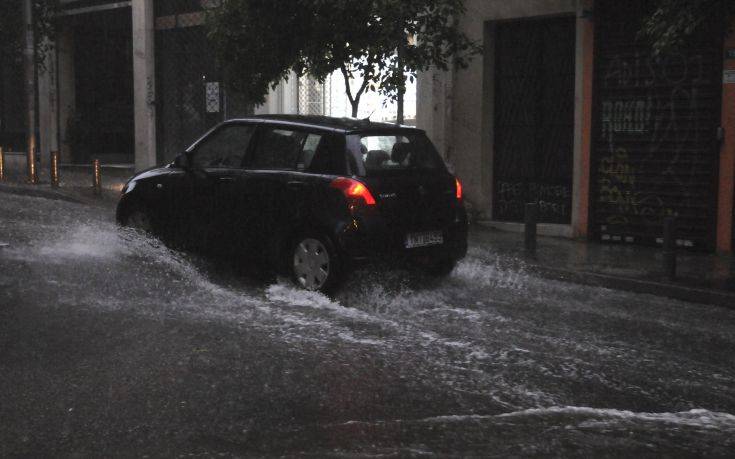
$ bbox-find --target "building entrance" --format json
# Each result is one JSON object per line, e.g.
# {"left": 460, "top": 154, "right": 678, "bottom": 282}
{"left": 68, "top": 7, "right": 133, "bottom": 164}
{"left": 493, "top": 16, "right": 576, "bottom": 224}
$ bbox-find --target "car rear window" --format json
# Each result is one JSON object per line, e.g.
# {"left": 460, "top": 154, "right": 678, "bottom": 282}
{"left": 348, "top": 132, "right": 446, "bottom": 176}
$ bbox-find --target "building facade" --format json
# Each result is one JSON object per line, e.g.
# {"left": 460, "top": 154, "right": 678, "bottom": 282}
{"left": 2, "top": 0, "right": 408, "bottom": 181}
{"left": 417, "top": 0, "right": 735, "bottom": 253}
{"left": 0, "top": 0, "right": 309, "bottom": 176}
{"left": 0, "top": 1, "right": 28, "bottom": 156}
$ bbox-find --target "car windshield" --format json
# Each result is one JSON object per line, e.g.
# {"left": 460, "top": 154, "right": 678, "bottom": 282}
{"left": 349, "top": 132, "right": 447, "bottom": 176}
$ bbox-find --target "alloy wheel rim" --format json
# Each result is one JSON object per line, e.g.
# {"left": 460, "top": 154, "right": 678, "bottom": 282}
{"left": 293, "top": 238, "right": 330, "bottom": 290}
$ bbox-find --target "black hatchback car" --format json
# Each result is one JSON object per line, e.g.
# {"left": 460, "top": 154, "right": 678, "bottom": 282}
{"left": 117, "top": 115, "right": 468, "bottom": 292}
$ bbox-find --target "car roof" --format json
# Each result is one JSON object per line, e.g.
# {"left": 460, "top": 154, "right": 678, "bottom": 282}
{"left": 224, "top": 114, "right": 424, "bottom": 134}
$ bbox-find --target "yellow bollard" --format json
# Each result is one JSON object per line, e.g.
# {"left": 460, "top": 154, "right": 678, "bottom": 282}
{"left": 27, "top": 142, "right": 37, "bottom": 184}
{"left": 92, "top": 159, "right": 101, "bottom": 195}
{"left": 50, "top": 151, "right": 59, "bottom": 187}
{"left": 0, "top": 146, "right": 4, "bottom": 181}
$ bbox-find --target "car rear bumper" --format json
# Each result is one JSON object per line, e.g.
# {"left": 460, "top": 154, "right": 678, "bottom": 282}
{"left": 335, "top": 206, "right": 469, "bottom": 264}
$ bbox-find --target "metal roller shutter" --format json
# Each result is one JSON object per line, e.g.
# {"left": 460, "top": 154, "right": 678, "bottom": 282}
{"left": 592, "top": 0, "right": 723, "bottom": 250}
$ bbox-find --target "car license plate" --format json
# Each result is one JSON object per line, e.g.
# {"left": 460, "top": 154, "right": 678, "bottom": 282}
{"left": 405, "top": 231, "right": 443, "bottom": 249}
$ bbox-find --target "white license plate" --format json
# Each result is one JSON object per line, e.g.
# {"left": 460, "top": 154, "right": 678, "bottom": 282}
{"left": 405, "top": 231, "right": 444, "bottom": 249}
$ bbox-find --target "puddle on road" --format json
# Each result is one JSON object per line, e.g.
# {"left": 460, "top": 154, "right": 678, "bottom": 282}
{"left": 3, "top": 193, "right": 735, "bottom": 451}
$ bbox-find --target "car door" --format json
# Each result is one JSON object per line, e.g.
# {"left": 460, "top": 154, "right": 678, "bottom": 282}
{"left": 167, "top": 122, "right": 256, "bottom": 253}
{"left": 242, "top": 125, "right": 312, "bottom": 254}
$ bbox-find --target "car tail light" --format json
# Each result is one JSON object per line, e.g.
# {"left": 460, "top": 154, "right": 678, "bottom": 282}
{"left": 455, "top": 177, "right": 463, "bottom": 201}
{"left": 330, "top": 177, "right": 376, "bottom": 206}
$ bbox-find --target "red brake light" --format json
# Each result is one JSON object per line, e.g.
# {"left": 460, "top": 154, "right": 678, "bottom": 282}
{"left": 455, "top": 177, "right": 463, "bottom": 200}
{"left": 330, "top": 177, "right": 376, "bottom": 206}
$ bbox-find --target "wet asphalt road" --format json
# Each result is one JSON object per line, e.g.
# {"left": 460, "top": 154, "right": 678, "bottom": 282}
{"left": 1, "top": 193, "right": 735, "bottom": 457}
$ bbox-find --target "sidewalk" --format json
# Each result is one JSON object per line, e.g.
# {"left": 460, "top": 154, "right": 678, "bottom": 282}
{"left": 0, "top": 182, "right": 121, "bottom": 208}
{"left": 472, "top": 225, "right": 735, "bottom": 309}
{"left": 0, "top": 165, "right": 131, "bottom": 207}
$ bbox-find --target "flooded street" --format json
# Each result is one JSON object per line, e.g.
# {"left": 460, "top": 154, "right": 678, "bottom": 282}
{"left": 2, "top": 193, "right": 735, "bottom": 456}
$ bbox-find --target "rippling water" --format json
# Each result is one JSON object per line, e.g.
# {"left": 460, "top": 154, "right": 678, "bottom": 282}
{"left": 2, "top": 193, "right": 735, "bottom": 455}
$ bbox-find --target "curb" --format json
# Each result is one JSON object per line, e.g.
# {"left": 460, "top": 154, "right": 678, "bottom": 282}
{"left": 530, "top": 265, "right": 735, "bottom": 309}
{"left": 0, "top": 183, "right": 85, "bottom": 204}
{"left": 0, "top": 183, "right": 119, "bottom": 207}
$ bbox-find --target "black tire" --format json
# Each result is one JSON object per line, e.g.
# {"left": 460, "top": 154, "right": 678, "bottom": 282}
{"left": 121, "top": 206, "right": 153, "bottom": 234}
{"left": 424, "top": 257, "right": 457, "bottom": 277}
{"left": 289, "top": 233, "right": 343, "bottom": 293}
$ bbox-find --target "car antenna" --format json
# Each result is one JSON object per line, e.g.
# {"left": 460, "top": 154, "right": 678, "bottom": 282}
{"left": 363, "top": 110, "right": 376, "bottom": 122}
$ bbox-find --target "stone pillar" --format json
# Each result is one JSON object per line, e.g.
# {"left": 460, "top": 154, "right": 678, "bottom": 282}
{"left": 571, "top": 0, "right": 595, "bottom": 239}
{"left": 38, "top": 38, "right": 59, "bottom": 173}
{"left": 57, "top": 25, "right": 75, "bottom": 163}
{"left": 416, "top": 67, "right": 454, "bottom": 163}
{"left": 132, "top": 0, "right": 156, "bottom": 171}
{"left": 22, "top": 0, "right": 37, "bottom": 182}
{"left": 717, "top": 21, "right": 735, "bottom": 253}
{"left": 415, "top": 71, "right": 434, "bottom": 136}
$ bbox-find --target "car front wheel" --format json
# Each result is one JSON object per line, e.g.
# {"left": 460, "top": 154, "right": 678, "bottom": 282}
{"left": 290, "top": 235, "right": 342, "bottom": 293}
{"left": 123, "top": 207, "right": 153, "bottom": 234}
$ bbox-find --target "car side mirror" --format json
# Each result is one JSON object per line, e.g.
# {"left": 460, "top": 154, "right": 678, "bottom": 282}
{"left": 173, "top": 152, "right": 190, "bottom": 169}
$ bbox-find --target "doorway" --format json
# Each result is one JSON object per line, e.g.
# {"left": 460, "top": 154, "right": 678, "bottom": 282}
{"left": 69, "top": 7, "right": 134, "bottom": 164}
{"left": 493, "top": 16, "right": 576, "bottom": 224}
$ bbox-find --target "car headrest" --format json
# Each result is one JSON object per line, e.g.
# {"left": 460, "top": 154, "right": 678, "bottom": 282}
{"left": 391, "top": 143, "right": 412, "bottom": 164}
{"left": 308, "top": 142, "right": 333, "bottom": 172}
{"left": 365, "top": 150, "right": 390, "bottom": 169}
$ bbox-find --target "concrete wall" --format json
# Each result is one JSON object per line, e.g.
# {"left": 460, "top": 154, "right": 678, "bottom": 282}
{"left": 417, "top": 0, "right": 588, "bottom": 237}
{"left": 132, "top": 0, "right": 156, "bottom": 171}
{"left": 40, "top": 0, "right": 299, "bottom": 176}
{"left": 717, "top": 25, "right": 735, "bottom": 253}
{"left": 37, "top": 38, "right": 59, "bottom": 174}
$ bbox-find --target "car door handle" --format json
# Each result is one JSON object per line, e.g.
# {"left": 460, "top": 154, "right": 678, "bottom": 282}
{"left": 218, "top": 176, "right": 235, "bottom": 183}
{"left": 287, "top": 181, "right": 306, "bottom": 189}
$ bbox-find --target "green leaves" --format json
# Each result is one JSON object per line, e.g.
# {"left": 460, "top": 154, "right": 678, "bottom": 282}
{"left": 206, "top": 0, "right": 310, "bottom": 104}
{"left": 206, "top": 0, "right": 481, "bottom": 115}
{"left": 0, "top": 0, "right": 60, "bottom": 68}
{"left": 641, "top": 0, "right": 732, "bottom": 54}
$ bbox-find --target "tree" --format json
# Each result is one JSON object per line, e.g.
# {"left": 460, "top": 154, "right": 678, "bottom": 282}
{"left": 207, "top": 0, "right": 480, "bottom": 117}
{"left": 641, "top": 0, "right": 735, "bottom": 53}
{"left": 0, "top": 1, "right": 25, "bottom": 61}
{"left": 0, "top": 0, "right": 59, "bottom": 66}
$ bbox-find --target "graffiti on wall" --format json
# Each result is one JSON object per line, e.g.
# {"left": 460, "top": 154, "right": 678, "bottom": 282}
{"left": 598, "top": 148, "right": 670, "bottom": 226}
{"left": 496, "top": 181, "right": 571, "bottom": 221}
{"left": 601, "top": 98, "right": 652, "bottom": 139}
{"left": 596, "top": 49, "right": 714, "bottom": 242}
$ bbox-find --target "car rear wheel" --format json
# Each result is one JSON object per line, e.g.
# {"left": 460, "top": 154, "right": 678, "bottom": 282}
{"left": 291, "top": 235, "right": 341, "bottom": 292}
{"left": 424, "top": 257, "right": 457, "bottom": 277}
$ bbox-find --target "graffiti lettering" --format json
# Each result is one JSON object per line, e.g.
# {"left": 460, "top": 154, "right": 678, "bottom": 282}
{"left": 497, "top": 181, "right": 570, "bottom": 220}
{"left": 596, "top": 50, "right": 710, "bottom": 233}
{"left": 601, "top": 98, "right": 652, "bottom": 140}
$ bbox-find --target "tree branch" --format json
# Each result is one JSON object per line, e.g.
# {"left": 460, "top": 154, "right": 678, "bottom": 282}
{"left": 354, "top": 69, "right": 371, "bottom": 102}
{"left": 339, "top": 64, "right": 355, "bottom": 105}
